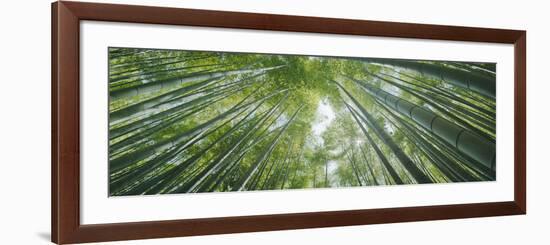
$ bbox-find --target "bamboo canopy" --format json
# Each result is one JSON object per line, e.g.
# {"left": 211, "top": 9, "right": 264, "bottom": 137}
{"left": 107, "top": 47, "right": 497, "bottom": 196}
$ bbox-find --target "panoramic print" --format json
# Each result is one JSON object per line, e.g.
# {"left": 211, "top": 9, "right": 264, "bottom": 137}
{"left": 108, "top": 47, "right": 496, "bottom": 196}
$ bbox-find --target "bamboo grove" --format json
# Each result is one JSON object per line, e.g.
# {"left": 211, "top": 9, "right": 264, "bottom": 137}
{"left": 108, "top": 47, "right": 496, "bottom": 196}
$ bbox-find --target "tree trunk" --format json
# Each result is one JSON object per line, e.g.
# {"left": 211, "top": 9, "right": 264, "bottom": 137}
{"left": 358, "top": 81, "right": 496, "bottom": 171}
{"left": 336, "top": 82, "right": 433, "bottom": 184}
{"left": 344, "top": 101, "right": 404, "bottom": 184}
{"left": 362, "top": 58, "right": 495, "bottom": 99}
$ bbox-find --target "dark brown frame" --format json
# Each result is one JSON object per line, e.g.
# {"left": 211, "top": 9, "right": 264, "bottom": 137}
{"left": 51, "top": 1, "right": 526, "bottom": 244}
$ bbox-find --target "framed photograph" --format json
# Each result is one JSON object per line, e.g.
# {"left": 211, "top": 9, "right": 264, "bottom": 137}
{"left": 52, "top": 1, "right": 526, "bottom": 244}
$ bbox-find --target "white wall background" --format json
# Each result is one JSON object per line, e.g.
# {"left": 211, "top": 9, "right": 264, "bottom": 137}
{"left": 0, "top": 0, "right": 546, "bottom": 244}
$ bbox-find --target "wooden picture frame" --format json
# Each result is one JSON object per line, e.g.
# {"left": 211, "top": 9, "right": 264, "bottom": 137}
{"left": 51, "top": 1, "right": 526, "bottom": 244}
